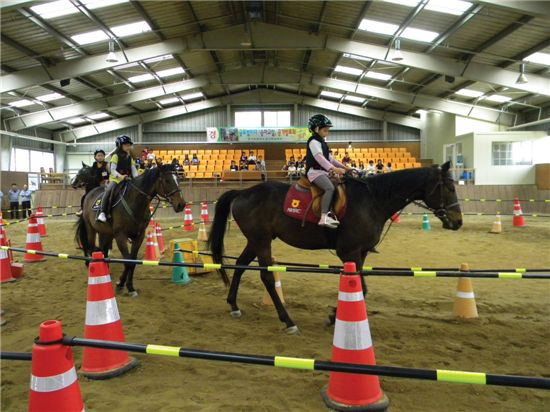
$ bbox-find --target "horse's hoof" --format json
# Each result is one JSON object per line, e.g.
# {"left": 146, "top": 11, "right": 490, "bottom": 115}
{"left": 128, "top": 291, "right": 138, "bottom": 298}
{"left": 230, "top": 310, "right": 242, "bottom": 318}
{"left": 324, "top": 315, "right": 336, "bottom": 327}
{"left": 285, "top": 325, "right": 300, "bottom": 335}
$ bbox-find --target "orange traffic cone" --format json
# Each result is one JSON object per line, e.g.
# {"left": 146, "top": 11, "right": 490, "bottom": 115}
{"left": 28, "top": 320, "right": 84, "bottom": 412}
{"left": 1, "top": 240, "right": 15, "bottom": 283}
{"left": 390, "top": 213, "right": 400, "bottom": 223}
{"left": 24, "top": 215, "right": 46, "bottom": 263}
{"left": 7, "top": 238, "right": 24, "bottom": 279}
{"left": 453, "top": 263, "right": 478, "bottom": 319}
{"left": 197, "top": 222, "right": 208, "bottom": 242}
{"left": 183, "top": 203, "right": 194, "bottom": 232}
{"left": 489, "top": 213, "right": 502, "bottom": 234}
{"left": 512, "top": 197, "right": 525, "bottom": 227}
{"left": 321, "top": 262, "right": 389, "bottom": 411}
{"left": 35, "top": 206, "right": 47, "bottom": 237}
{"left": 80, "top": 252, "right": 138, "bottom": 379}
{"left": 262, "top": 257, "right": 285, "bottom": 306}
{"left": 200, "top": 201, "right": 209, "bottom": 222}
{"left": 144, "top": 229, "right": 159, "bottom": 261}
{"left": 156, "top": 223, "right": 166, "bottom": 255}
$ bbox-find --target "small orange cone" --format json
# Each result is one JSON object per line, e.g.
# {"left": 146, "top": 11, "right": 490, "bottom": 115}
{"left": 28, "top": 320, "right": 84, "bottom": 412}
{"left": 144, "top": 229, "right": 159, "bottom": 261}
{"left": 35, "top": 206, "right": 47, "bottom": 237}
{"left": 512, "top": 197, "right": 525, "bottom": 227}
{"left": 489, "top": 213, "right": 502, "bottom": 234}
{"left": 1, "top": 238, "right": 15, "bottom": 283}
{"left": 321, "top": 262, "right": 389, "bottom": 411}
{"left": 197, "top": 222, "right": 208, "bottom": 242}
{"left": 80, "top": 252, "right": 138, "bottom": 379}
{"left": 7, "top": 239, "right": 24, "bottom": 279}
{"left": 156, "top": 223, "right": 166, "bottom": 255}
{"left": 453, "top": 263, "right": 478, "bottom": 319}
{"left": 262, "top": 257, "right": 285, "bottom": 306}
{"left": 200, "top": 201, "right": 209, "bottom": 222}
{"left": 24, "top": 215, "right": 46, "bottom": 263}
{"left": 183, "top": 203, "right": 194, "bottom": 232}
{"left": 390, "top": 213, "right": 400, "bottom": 223}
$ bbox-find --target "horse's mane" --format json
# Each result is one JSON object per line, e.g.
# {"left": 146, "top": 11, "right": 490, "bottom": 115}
{"left": 135, "top": 166, "right": 160, "bottom": 188}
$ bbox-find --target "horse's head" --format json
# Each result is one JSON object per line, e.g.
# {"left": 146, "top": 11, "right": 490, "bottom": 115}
{"left": 156, "top": 164, "right": 185, "bottom": 213}
{"left": 423, "top": 161, "right": 462, "bottom": 230}
{"left": 71, "top": 162, "right": 96, "bottom": 189}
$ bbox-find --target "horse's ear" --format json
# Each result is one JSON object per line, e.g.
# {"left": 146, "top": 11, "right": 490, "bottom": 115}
{"left": 82, "top": 161, "right": 89, "bottom": 167}
{"left": 441, "top": 161, "right": 451, "bottom": 173}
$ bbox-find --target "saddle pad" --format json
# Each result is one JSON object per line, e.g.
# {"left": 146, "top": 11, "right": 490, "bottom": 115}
{"left": 91, "top": 183, "right": 127, "bottom": 211}
{"left": 283, "top": 183, "right": 346, "bottom": 225}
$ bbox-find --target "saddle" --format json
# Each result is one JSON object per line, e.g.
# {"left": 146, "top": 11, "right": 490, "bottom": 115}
{"left": 91, "top": 182, "right": 128, "bottom": 212}
{"left": 296, "top": 176, "right": 346, "bottom": 217}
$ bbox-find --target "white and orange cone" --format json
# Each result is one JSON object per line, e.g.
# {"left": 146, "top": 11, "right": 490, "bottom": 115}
{"left": 156, "top": 223, "right": 166, "bottom": 255}
{"left": 453, "top": 263, "right": 478, "bottom": 319}
{"left": 24, "top": 215, "right": 46, "bottom": 263}
{"left": 35, "top": 206, "right": 47, "bottom": 237}
{"left": 489, "top": 213, "right": 502, "bottom": 234}
{"left": 0, "top": 234, "right": 15, "bottom": 283}
{"left": 512, "top": 197, "right": 525, "bottom": 227}
{"left": 321, "top": 262, "right": 389, "bottom": 411}
{"left": 183, "top": 203, "right": 194, "bottom": 232}
{"left": 144, "top": 229, "right": 159, "bottom": 261}
{"left": 200, "top": 201, "right": 209, "bottom": 222}
{"left": 197, "top": 222, "right": 208, "bottom": 242}
{"left": 390, "top": 213, "right": 400, "bottom": 223}
{"left": 28, "top": 320, "right": 84, "bottom": 412}
{"left": 80, "top": 252, "right": 138, "bottom": 379}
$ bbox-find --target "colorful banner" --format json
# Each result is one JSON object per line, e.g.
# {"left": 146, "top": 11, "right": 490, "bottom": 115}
{"left": 206, "top": 127, "right": 310, "bottom": 143}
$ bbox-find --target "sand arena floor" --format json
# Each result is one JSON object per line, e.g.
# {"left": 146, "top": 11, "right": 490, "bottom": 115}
{"left": 1, "top": 215, "right": 549, "bottom": 411}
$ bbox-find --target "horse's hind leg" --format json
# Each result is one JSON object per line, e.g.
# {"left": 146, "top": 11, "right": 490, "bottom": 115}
{"left": 114, "top": 234, "right": 130, "bottom": 293}
{"left": 125, "top": 231, "right": 146, "bottom": 297}
{"left": 227, "top": 243, "right": 256, "bottom": 317}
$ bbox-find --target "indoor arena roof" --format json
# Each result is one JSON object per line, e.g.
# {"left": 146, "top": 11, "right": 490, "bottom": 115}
{"left": 1, "top": 0, "right": 549, "bottom": 140}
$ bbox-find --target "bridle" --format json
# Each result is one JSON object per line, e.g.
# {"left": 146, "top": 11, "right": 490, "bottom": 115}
{"left": 126, "top": 171, "right": 182, "bottom": 220}
{"left": 410, "top": 173, "right": 460, "bottom": 225}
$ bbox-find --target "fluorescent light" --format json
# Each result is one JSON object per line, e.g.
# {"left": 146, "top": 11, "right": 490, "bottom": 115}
{"left": 344, "top": 95, "right": 365, "bottom": 103}
{"left": 30, "top": 0, "right": 77, "bottom": 19}
{"left": 66, "top": 117, "right": 88, "bottom": 125}
{"left": 335, "top": 65, "right": 363, "bottom": 76}
{"left": 523, "top": 52, "right": 550, "bottom": 66}
{"left": 71, "top": 30, "right": 109, "bottom": 45}
{"left": 156, "top": 67, "right": 185, "bottom": 78}
{"left": 36, "top": 92, "right": 64, "bottom": 102}
{"left": 9, "top": 99, "right": 35, "bottom": 108}
{"left": 358, "top": 19, "right": 398, "bottom": 36}
{"left": 454, "top": 89, "right": 484, "bottom": 98}
{"left": 84, "top": 0, "right": 128, "bottom": 9}
{"left": 111, "top": 21, "right": 151, "bottom": 37}
{"left": 114, "top": 62, "right": 139, "bottom": 70}
{"left": 426, "top": 0, "right": 472, "bottom": 16}
{"left": 181, "top": 92, "right": 204, "bottom": 100}
{"left": 484, "top": 95, "right": 512, "bottom": 103}
{"left": 144, "top": 55, "right": 173, "bottom": 64}
{"left": 365, "top": 71, "right": 392, "bottom": 81}
{"left": 87, "top": 112, "right": 111, "bottom": 120}
{"left": 402, "top": 27, "right": 439, "bottom": 42}
{"left": 343, "top": 53, "right": 371, "bottom": 62}
{"left": 158, "top": 97, "right": 180, "bottom": 105}
{"left": 383, "top": 0, "right": 420, "bottom": 7}
{"left": 320, "top": 91, "right": 343, "bottom": 99}
{"left": 128, "top": 73, "right": 155, "bottom": 83}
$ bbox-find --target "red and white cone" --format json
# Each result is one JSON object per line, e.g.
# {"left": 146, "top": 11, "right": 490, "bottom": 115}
{"left": 156, "top": 223, "right": 166, "bottom": 255}
{"left": 144, "top": 229, "right": 159, "bottom": 261}
{"left": 390, "top": 213, "right": 400, "bottom": 223}
{"left": 24, "top": 215, "right": 46, "bottom": 263}
{"left": 200, "top": 201, "right": 209, "bottom": 222}
{"left": 28, "top": 320, "right": 84, "bottom": 412}
{"left": 80, "top": 252, "right": 138, "bottom": 379}
{"left": 183, "top": 203, "right": 194, "bottom": 232}
{"left": 321, "top": 262, "right": 389, "bottom": 411}
{"left": 35, "top": 206, "right": 47, "bottom": 237}
{"left": 0, "top": 232, "right": 15, "bottom": 283}
{"left": 512, "top": 197, "right": 525, "bottom": 227}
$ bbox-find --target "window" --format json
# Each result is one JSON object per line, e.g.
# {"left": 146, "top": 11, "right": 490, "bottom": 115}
{"left": 235, "top": 110, "right": 291, "bottom": 127}
{"left": 264, "top": 111, "right": 291, "bottom": 127}
{"left": 234, "top": 111, "right": 262, "bottom": 127}
{"left": 10, "top": 148, "right": 54, "bottom": 172}
{"left": 492, "top": 142, "right": 533, "bottom": 166}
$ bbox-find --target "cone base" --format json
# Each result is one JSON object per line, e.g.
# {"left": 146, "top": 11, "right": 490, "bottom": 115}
{"left": 80, "top": 356, "right": 138, "bottom": 380}
{"left": 23, "top": 256, "right": 46, "bottom": 263}
{"left": 10, "top": 263, "right": 24, "bottom": 278}
{"left": 173, "top": 276, "right": 192, "bottom": 285}
{"left": 0, "top": 277, "right": 16, "bottom": 283}
{"left": 321, "top": 386, "right": 389, "bottom": 412}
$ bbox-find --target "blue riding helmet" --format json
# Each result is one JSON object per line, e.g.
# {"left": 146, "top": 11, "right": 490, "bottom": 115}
{"left": 115, "top": 135, "right": 133, "bottom": 147}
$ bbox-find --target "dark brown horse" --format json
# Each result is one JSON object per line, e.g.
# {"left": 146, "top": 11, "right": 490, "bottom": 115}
{"left": 76, "top": 164, "right": 185, "bottom": 296}
{"left": 208, "top": 162, "right": 462, "bottom": 334}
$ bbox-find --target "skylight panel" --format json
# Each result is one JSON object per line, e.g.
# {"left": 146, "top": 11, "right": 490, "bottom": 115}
{"left": 71, "top": 30, "right": 109, "bottom": 45}
{"left": 158, "top": 97, "right": 180, "bottom": 105}
{"left": 426, "top": 0, "right": 472, "bottom": 16}
{"left": 181, "top": 92, "right": 204, "bottom": 101}
{"left": 343, "top": 53, "right": 371, "bottom": 63}
{"left": 83, "top": 0, "right": 128, "bottom": 9}
{"left": 454, "top": 89, "right": 484, "bottom": 98}
{"left": 484, "top": 95, "right": 511, "bottom": 103}
{"left": 66, "top": 117, "right": 88, "bottom": 125}
{"left": 383, "top": 0, "right": 421, "bottom": 7}
{"left": 144, "top": 55, "right": 173, "bottom": 64}
{"left": 30, "top": 0, "right": 77, "bottom": 19}
{"left": 358, "top": 19, "right": 398, "bottom": 36}
{"left": 335, "top": 65, "right": 363, "bottom": 76}
{"left": 156, "top": 67, "right": 185, "bottom": 78}
{"left": 401, "top": 27, "right": 439, "bottom": 42}
{"left": 111, "top": 21, "right": 151, "bottom": 37}
{"left": 320, "top": 91, "right": 343, "bottom": 99}
{"left": 365, "top": 71, "right": 392, "bottom": 81}
{"left": 523, "top": 52, "right": 550, "bottom": 66}
{"left": 344, "top": 95, "right": 365, "bottom": 103}
{"left": 87, "top": 112, "right": 111, "bottom": 120}
{"left": 36, "top": 93, "right": 64, "bottom": 102}
{"left": 128, "top": 73, "right": 155, "bottom": 83}
{"left": 9, "top": 99, "right": 35, "bottom": 108}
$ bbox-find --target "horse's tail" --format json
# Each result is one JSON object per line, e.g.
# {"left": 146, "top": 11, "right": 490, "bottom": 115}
{"left": 207, "top": 189, "right": 241, "bottom": 286}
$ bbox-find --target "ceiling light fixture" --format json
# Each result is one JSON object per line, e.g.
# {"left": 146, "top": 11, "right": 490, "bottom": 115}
{"left": 391, "top": 39, "right": 404, "bottom": 61}
{"left": 516, "top": 63, "right": 528, "bottom": 85}
{"left": 106, "top": 40, "right": 118, "bottom": 63}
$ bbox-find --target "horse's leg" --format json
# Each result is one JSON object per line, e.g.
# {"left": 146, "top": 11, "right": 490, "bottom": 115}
{"left": 114, "top": 234, "right": 130, "bottom": 293}
{"left": 125, "top": 231, "right": 146, "bottom": 297}
{"left": 99, "top": 234, "right": 112, "bottom": 259}
{"left": 359, "top": 250, "right": 368, "bottom": 297}
{"left": 227, "top": 243, "right": 256, "bottom": 317}
{"left": 257, "top": 249, "right": 297, "bottom": 334}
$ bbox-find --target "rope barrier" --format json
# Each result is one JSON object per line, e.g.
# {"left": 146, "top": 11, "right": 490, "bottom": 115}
{"left": 2, "top": 212, "right": 78, "bottom": 226}
{"left": 2, "top": 245, "right": 550, "bottom": 279}
{"left": 3, "top": 338, "right": 549, "bottom": 390}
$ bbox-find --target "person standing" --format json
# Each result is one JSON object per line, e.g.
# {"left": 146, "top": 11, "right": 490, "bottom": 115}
{"left": 8, "top": 184, "right": 20, "bottom": 219}
{"left": 20, "top": 184, "right": 32, "bottom": 218}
